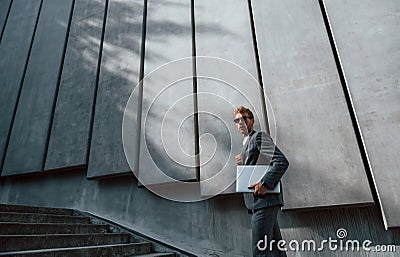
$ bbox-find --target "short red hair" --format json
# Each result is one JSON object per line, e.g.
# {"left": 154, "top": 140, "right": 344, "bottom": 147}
{"left": 234, "top": 106, "right": 254, "bottom": 119}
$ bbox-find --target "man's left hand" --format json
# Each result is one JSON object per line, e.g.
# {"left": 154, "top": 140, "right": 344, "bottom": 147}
{"left": 248, "top": 182, "right": 267, "bottom": 196}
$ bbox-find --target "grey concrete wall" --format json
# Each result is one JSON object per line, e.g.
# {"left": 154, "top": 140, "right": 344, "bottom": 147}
{"left": 195, "top": 0, "right": 268, "bottom": 196}
{"left": 251, "top": 0, "right": 374, "bottom": 210}
{"left": 0, "top": 172, "right": 399, "bottom": 256}
{"left": 45, "top": 0, "right": 106, "bottom": 171}
{"left": 0, "top": 0, "right": 11, "bottom": 41}
{"left": 138, "top": 0, "right": 197, "bottom": 185}
{"left": 1, "top": 0, "right": 400, "bottom": 255}
{"left": 2, "top": 0, "right": 74, "bottom": 175}
{"left": 0, "top": 0, "right": 41, "bottom": 173}
{"left": 87, "top": 0, "right": 144, "bottom": 179}
{"left": 323, "top": 0, "right": 400, "bottom": 229}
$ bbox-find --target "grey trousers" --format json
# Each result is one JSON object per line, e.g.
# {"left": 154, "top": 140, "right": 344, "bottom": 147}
{"left": 251, "top": 206, "right": 287, "bottom": 257}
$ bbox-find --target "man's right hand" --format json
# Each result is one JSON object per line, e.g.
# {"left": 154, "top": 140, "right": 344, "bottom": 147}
{"left": 235, "top": 154, "right": 242, "bottom": 165}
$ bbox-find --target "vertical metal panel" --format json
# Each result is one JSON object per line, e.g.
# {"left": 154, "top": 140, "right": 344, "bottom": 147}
{"left": 0, "top": 0, "right": 41, "bottom": 175}
{"left": 2, "top": 0, "right": 73, "bottom": 176}
{"left": 45, "top": 0, "right": 106, "bottom": 171}
{"left": 87, "top": 0, "right": 143, "bottom": 179}
{"left": 137, "top": 0, "right": 196, "bottom": 186}
{"left": 323, "top": 0, "right": 400, "bottom": 228}
{"left": 195, "top": 0, "right": 268, "bottom": 196}
{"left": 251, "top": 0, "right": 374, "bottom": 209}
{"left": 0, "top": 0, "right": 12, "bottom": 41}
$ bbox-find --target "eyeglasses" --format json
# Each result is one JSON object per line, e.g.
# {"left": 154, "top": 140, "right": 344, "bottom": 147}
{"left": 233, "top": 116, "right": 252, "bottom": 124}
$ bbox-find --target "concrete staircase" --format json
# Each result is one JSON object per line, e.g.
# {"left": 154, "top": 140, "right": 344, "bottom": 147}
{"left": 0, "top": 204, "right": 177, "bottom": 257}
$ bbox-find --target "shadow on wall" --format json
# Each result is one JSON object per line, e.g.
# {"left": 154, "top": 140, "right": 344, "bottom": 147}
{"left": 78, "top": 0, "right": 238, "bottom": 178}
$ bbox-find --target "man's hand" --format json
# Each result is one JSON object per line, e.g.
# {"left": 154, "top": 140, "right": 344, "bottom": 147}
{"left": 235, "top": 154, "right": 242, "bottom": 165}
{"left": 248, "top": 182, "right": 267, "bottom": 196}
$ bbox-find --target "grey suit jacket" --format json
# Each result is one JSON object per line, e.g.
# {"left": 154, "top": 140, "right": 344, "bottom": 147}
{"left": 241, "top": 130, "right": 289, "bottom": 210}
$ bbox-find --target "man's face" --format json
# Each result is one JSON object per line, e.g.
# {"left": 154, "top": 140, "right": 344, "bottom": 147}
{"left": 234, "top": 112, "right": 254, "bottom": 136}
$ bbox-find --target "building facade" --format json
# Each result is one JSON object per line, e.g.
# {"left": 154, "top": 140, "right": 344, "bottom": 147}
{"left": 0, "top": 0, "right": 399, "bottom": 256}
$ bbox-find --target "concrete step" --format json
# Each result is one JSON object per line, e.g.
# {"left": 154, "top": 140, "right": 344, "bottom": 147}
{"left": 0, "top": 242, "right": 152, "bottom": 257}
{"left": 0, "top": 204, "right": 73, "bottom": 216}
{"left": 0, "top": 212, "right": 90, "bottom": 224}
{"left": 130, "top": 253, "right": 176, "bottom": 257}
{"left": 0, "top": 233, "right": 134, "bottom": 252}
{"left": 0, "top": 222, "right": 109, "bottom": 235}
{"left": 0, "top": 204, "right": 184, "bottom": 257}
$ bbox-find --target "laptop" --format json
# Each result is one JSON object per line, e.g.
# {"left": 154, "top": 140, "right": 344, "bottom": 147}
{"left": 236, "top": 165, "right": 280, "bottom": 193}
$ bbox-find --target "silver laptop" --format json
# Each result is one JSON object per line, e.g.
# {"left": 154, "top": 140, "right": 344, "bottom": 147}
{"left": 236, "top": 165, "right": 280, "bottom": 193}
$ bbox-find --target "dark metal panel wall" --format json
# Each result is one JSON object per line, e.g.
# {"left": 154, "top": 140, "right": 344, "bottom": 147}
{"left": 323, "top": 0, "right": 400, "bottom": 228}
{"left": 194, "top": 0, "right": 268, "bottom": 196}
{"left": 137, "top": 0, "right": 196, "bottom": 185}
{"left": 45, "top": 0, "right": 106, "bottom": 171}
{"left": 87, "top": 0, "right": 143, "bottom": 179}
{"left": 0, "top": 0, "right": 42, "bottom": 175}
{"left": 0, "top": 0, "right": 12, "bottom": 41}
{"left": 2, "top": 0, "right": 74, "bottom": 176}
{"left": 251, "top": 0, "right": 374, "bottom": 209}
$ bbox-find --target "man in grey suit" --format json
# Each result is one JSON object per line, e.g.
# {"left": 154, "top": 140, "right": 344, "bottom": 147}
{"left": 234, "top": 106, "right": 289, "bottom": 257}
